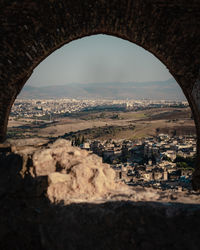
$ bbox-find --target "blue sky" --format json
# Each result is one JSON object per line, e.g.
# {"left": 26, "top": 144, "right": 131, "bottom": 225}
{"left": 27, "top": 35, "right": 173, "bottom": 87}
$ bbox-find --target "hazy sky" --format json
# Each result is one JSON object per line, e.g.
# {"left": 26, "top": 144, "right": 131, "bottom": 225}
{"left": 27, "top": 35, "right": 173, "bottom": 87}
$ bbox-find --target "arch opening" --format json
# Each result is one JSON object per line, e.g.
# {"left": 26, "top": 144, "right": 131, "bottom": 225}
{"left": 1, "top": 0, "right": 200, "bottom": 190}
{"left": 7, "top": 34, "right": 195, "bottom": 193}
{"left": 2, "top": 29, "right": 198, "bottom": 143}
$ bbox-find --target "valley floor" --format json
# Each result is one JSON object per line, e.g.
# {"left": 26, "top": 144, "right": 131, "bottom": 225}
{"left": 8, "top": 107, "right": 195, "bottom": 140}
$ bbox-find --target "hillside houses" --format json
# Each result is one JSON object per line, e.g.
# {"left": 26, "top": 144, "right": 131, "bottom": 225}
{"left": 78, "top": 134, "right": 196, "bottom": 190}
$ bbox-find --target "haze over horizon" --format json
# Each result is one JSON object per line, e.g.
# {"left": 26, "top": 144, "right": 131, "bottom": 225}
{"left": 26, "top": 34, "right": 174, "bottom": 87}
{"left": 24, "top": 34, "right": 186, "bottom": 100}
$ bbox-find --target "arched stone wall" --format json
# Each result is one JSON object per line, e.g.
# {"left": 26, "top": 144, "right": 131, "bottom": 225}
{"left": 1, "top": 0, "right": 200, "bottom": 188}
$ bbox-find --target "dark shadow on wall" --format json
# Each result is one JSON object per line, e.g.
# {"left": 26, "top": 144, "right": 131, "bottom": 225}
{"left": 1, "top": 148, "right": 200, "bottom": 250}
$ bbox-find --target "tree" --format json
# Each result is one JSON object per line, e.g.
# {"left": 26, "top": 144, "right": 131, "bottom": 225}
{"left": 162, "top": 155, "right": 172, "bottom": 162}
{"left": 76, "top": 136, "right": 81, "bottom": 146}
{"left": 174, "top": 155, "right": 196, "bottom": 168}
{"left": 81, "top": 135, "right": 85, "bottom": 144}
{"left": 74, "top": 135, "right": 78, "bottom": 146}
{"left": 173, "top": 129, "right": 177, "bottom": 137}
{"left": 177, "top": 162, "right": 189, "bottom": 169}
{"left": 156, "top": 128, "right": 160, "bottom": 134}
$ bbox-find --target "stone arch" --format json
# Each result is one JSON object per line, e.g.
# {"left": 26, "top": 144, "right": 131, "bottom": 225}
{"left": 1, "top": 0, "right": 200, "bottom": 188}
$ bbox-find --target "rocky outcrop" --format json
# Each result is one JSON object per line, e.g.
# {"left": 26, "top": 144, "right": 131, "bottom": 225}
{"left": 1, "top": 138, "right": 200, "bottom": 204}
{"left": 0, "top": 139, "right": 126, "bottom": 203}
{"left": 1, "top": 138, "right": 200, "bottom": 249}
{"left": 31, "top": 139, "right": 124, "bottom": 203}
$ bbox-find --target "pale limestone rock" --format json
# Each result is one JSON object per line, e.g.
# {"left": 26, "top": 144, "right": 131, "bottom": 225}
{"left": 30, "top": 139, "right": 123, "bottom": 203}
{"left": 48, "top": 172, "right": 71, "bottom": 184}
{"left": 33, "top": 148, "right": 56, "bottom": 176}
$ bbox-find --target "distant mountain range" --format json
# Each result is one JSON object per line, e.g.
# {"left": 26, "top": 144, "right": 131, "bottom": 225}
{"left": 19, "top": 78, "right": 186, "bottom": 100}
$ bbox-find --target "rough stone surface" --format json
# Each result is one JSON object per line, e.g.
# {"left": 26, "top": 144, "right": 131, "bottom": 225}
{"left": 2, "top": 138, "right": 198, "bottom": 204}
{"left": 31, "top": 139, "right": 124, "bottom": 203}
{"left": 1, "top": 138, "right": 200, "bottom": 249}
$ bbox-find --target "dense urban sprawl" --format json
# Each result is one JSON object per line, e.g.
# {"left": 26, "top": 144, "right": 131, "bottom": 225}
{"left": 10, "top": 98, "right": 188, "bottom": 119}
{"left": 79, "top": 134, "right": 196, "bottom": 191}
